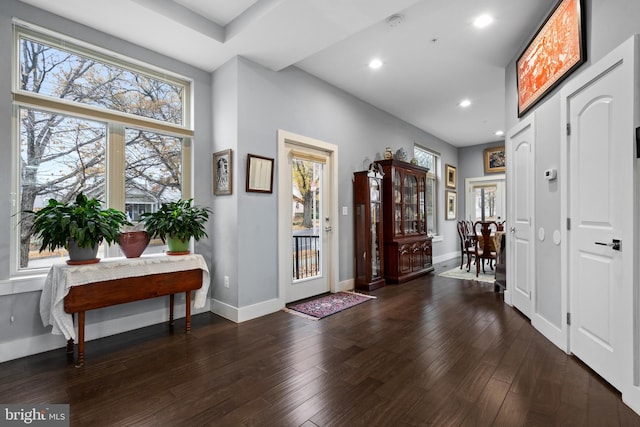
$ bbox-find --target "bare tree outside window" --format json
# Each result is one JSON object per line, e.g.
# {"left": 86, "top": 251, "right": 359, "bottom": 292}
{"left": 16, "top": 35, "right": 187, "bottom": 269}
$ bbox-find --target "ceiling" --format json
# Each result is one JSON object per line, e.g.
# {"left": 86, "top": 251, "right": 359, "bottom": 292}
{"left": 18, "top": 0, "right": 557, "bottom": 147}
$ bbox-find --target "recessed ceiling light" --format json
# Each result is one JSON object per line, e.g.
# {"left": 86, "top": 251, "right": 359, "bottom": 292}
{"left": 495, "top": 130, "right": 505, "bottom": 136}
{"left": 459, "top": 99, "right": 471, "bottom": 108}
{"left": 369, "top": 59, "right": 383, "bottom": 69}
{"left": 474, "top": 14, "right": 494, "bottom": 28}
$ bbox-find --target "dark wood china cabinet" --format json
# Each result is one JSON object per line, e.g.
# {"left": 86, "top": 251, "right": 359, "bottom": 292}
{"left": 376, "top": 159, "right": 434, "bottom": 283}
{"left": 353, "top": 169, "right": 385, "bottom": 291}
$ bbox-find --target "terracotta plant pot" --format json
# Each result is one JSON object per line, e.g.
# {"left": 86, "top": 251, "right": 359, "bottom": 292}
{"left": 118, "top": 231, "right": 150, "bottom": 258}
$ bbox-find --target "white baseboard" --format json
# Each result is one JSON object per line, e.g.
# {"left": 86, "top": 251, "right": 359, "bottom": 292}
{"left": 434, "top": 251, "right": 459, "bottom": 265}
{"left": 623, "top": 389, "right": 640, "bottom": 417}
{"left": 211, "top": 278, "right": 356, "bottom": 323}
{"left": 211, "top": 297, "right": 282, "bottom": 323}
{"left": 532, "top": 313, "right": 567, "bottom": 352}
{"left": 0, "top": 332, "right": 66, "bottom": 363}
{"left": 337, "top": 278, "right": 354, "bottom": 292}
{"left": 0, "top": 300, "right": 211, "bottom": 363}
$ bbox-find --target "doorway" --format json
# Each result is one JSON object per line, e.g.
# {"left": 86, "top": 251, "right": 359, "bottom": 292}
{"left": 277, "top": 130, "right": 339, "bottom": 304}
{"left": 464, "top": 175, "right": 506, "bottom": 222}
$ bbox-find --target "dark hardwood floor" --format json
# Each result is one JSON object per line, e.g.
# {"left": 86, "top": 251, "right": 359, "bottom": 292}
{"left": 2, "top": 260, "right": 640, "bottom": 426}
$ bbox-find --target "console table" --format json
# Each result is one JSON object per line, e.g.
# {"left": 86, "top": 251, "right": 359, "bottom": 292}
{"left": 40, "top": 253, "right": 210, "bottom": 366}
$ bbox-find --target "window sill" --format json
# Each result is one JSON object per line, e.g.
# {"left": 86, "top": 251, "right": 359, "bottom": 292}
{"left": 0, "top": 275, "right": 47, "bottom": 296}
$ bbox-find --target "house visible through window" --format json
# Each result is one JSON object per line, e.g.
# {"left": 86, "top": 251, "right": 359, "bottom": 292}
{"left": 12, "top": 22, "right": 193, "bottom": 272}
{"left": 413, "top": 145, "right": 438, "bottom": 235}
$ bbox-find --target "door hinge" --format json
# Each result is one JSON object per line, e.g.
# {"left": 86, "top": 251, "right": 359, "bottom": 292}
{"left": 566, "top": 312, "right": 571, "bottom": 325}
{"left": 566, "top": 123, "right": 571, "bottom": 136}
{"left": 567, "top": 218, "right": 571, "bottom": 230}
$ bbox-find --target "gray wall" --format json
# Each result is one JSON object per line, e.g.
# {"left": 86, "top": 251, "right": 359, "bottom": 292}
{"left": 504, "top": 0, "right": 640, "bottom": 328}
{"left": 0, "top": 0, "right": 213, "bottom": 359}
{"left": 212, "top": 57, "right": 461, "bottom": 309}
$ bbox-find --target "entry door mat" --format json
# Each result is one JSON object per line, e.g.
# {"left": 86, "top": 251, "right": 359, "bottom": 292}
{"left": 285, "top": 292, "right": 376, "bottom": 320}
{"left": 438, "top": 266, "right": 495, "bottom": 283}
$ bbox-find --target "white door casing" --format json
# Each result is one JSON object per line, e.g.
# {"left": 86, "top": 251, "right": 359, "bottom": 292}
{"left": 464, "top": 175, "right": 506, "bottom": 222}
{"left": 277, "top": 130, "right": 339, "bottom": 304}
{"left": 506, "top": 115, "right": 535, "bottom": 316}
{"left": 561, "top": 36, "right": 637, "bottom": 393}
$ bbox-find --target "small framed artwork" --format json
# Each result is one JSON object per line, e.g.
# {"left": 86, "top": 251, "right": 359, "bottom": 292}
{"left": 246, "top": 154, "right": 274, "bottom": 193}
{"left": 484, "top": 146, "right": 506, "bottom": 174}
{"left": 213, "top": 149, "right": 232, "bottom": 195}
{"left": 445, "top": 190, "right": 457, "bottom": 221}
{"left": 445, "top": 164, "right": 457, "bottom": 188}
{"left": 516, "top": 0, "right": 586, "bottom": 117}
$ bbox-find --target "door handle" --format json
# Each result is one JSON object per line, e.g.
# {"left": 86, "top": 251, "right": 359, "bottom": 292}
{"left": 595, "top": 239, "right": 621, "bottom": 251}
{"left": 510, "top": 227, "right": 516, "bottom": 233}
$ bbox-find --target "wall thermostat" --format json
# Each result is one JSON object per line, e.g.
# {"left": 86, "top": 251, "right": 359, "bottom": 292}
{"left": 544, "top": 168, "right": 557, "bottom": 181}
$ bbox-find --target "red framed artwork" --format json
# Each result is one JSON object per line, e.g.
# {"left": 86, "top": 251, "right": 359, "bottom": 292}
{"left": 516, "top": 0, "right": 586, "bottom": 117}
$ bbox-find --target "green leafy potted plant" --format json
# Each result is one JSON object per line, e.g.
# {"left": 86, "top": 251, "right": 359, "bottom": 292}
{"left": 140, "top": 199, "right": 212, "bottom": 254}
{"left": 23, "top": 192, "right": 131, "bottom": 264}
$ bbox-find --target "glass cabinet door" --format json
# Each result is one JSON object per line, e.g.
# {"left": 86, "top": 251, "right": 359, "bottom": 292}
{"left": 404, "top": 174, "right": 418, "bottom": 234}
{"left": 394, "top": 171, "right": 402, "bottom": 235}
{"left": 418, "top": 176, "right": 426, "bottom": 233}
{"left": 370, "top": 178, "right": 382, "bottom": 279}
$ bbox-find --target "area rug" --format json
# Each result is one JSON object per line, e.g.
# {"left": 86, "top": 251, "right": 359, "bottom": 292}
{"left": 285, "top": 291, "right": 376, "bottom": 320}
{"left": 438, "top": 266, "right": 496, "bottom": 284}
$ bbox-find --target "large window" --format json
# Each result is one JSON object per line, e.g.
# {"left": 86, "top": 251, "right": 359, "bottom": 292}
{"left": 12, "top": 23, "right": 193, "bottom": 272}
{"left": 413, "top": 145, "right": 438, "bottom": 235}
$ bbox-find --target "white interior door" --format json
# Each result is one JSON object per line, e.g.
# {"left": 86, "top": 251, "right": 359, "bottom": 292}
{"left": 506, "top": 116, "right": 534, "bottom": 316}
{"left": 563, "top": 38, "right": 636, "bottom": 391}
{"left": 277, "top": 130, "right": 339, "bottom": 304}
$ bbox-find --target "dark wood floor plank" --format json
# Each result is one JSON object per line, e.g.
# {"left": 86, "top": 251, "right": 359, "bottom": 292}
{"left": 1, "top": 260, "right": 639, "bottom": 426}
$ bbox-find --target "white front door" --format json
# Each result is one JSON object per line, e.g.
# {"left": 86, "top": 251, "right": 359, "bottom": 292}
{"left": 563, "top": 37, "right": 636, "bottom": 391}
{"left": 277, "top": 130, "right": 339, "bottom": 304}
{"left": 506, "top": 116, "right": 535, "bottom": 316}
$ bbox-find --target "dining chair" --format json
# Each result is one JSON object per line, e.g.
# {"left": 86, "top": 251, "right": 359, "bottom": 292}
{"left": 472, "top": 220, "right": 498, "bottom": 276}
{"left": 456, "top": 220, "right": 476, "bottom": 271}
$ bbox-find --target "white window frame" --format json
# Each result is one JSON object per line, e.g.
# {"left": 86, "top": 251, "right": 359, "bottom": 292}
{"left": 10, "top": 21, "right": 194, "bottom": 277}
{"left": 413, "top": 145, "right": 439, "bottom": 237}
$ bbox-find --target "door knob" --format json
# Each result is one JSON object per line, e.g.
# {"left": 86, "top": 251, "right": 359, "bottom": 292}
{"left": 595, "top": 239, "right": 621, "bottom": 251}
{"left": 510, "top": 227, "right": 516, "bottom": 233}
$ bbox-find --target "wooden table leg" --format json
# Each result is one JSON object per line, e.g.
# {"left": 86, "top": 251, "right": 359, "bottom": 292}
{"left": 76, "top": 311, "right": 85, "bottom": 367}
{"left": 169, "top": 294, "right": 175, "bottom": 326}
{"left": 185, "top": 290, "right": 191, "bottom": 334}
{"left": 66, "top": 313, "right": 74, "bottom": 354}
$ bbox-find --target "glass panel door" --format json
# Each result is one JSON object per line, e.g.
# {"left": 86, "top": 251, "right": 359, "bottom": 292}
{"left": 291, "top": 158, "right": 323, "bottom": 281}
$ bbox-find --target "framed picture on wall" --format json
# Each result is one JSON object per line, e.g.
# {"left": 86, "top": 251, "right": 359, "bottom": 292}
{"left": 213, "top": 149, "right": 232, "bottom": 195}
{"left": 516, "top": 0, "right": 586, "bottom": 117}
{"left": 445, "top": 190, "right": 457, "bottom": 221}
{"left": 246, "top": 153, "right": 274, "bottom": 193}
{"left": 445, "top": 164, "right": 457, "bottom": 188}
{"left": 484, "top": 146, "right": 506, "bottom": 174}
